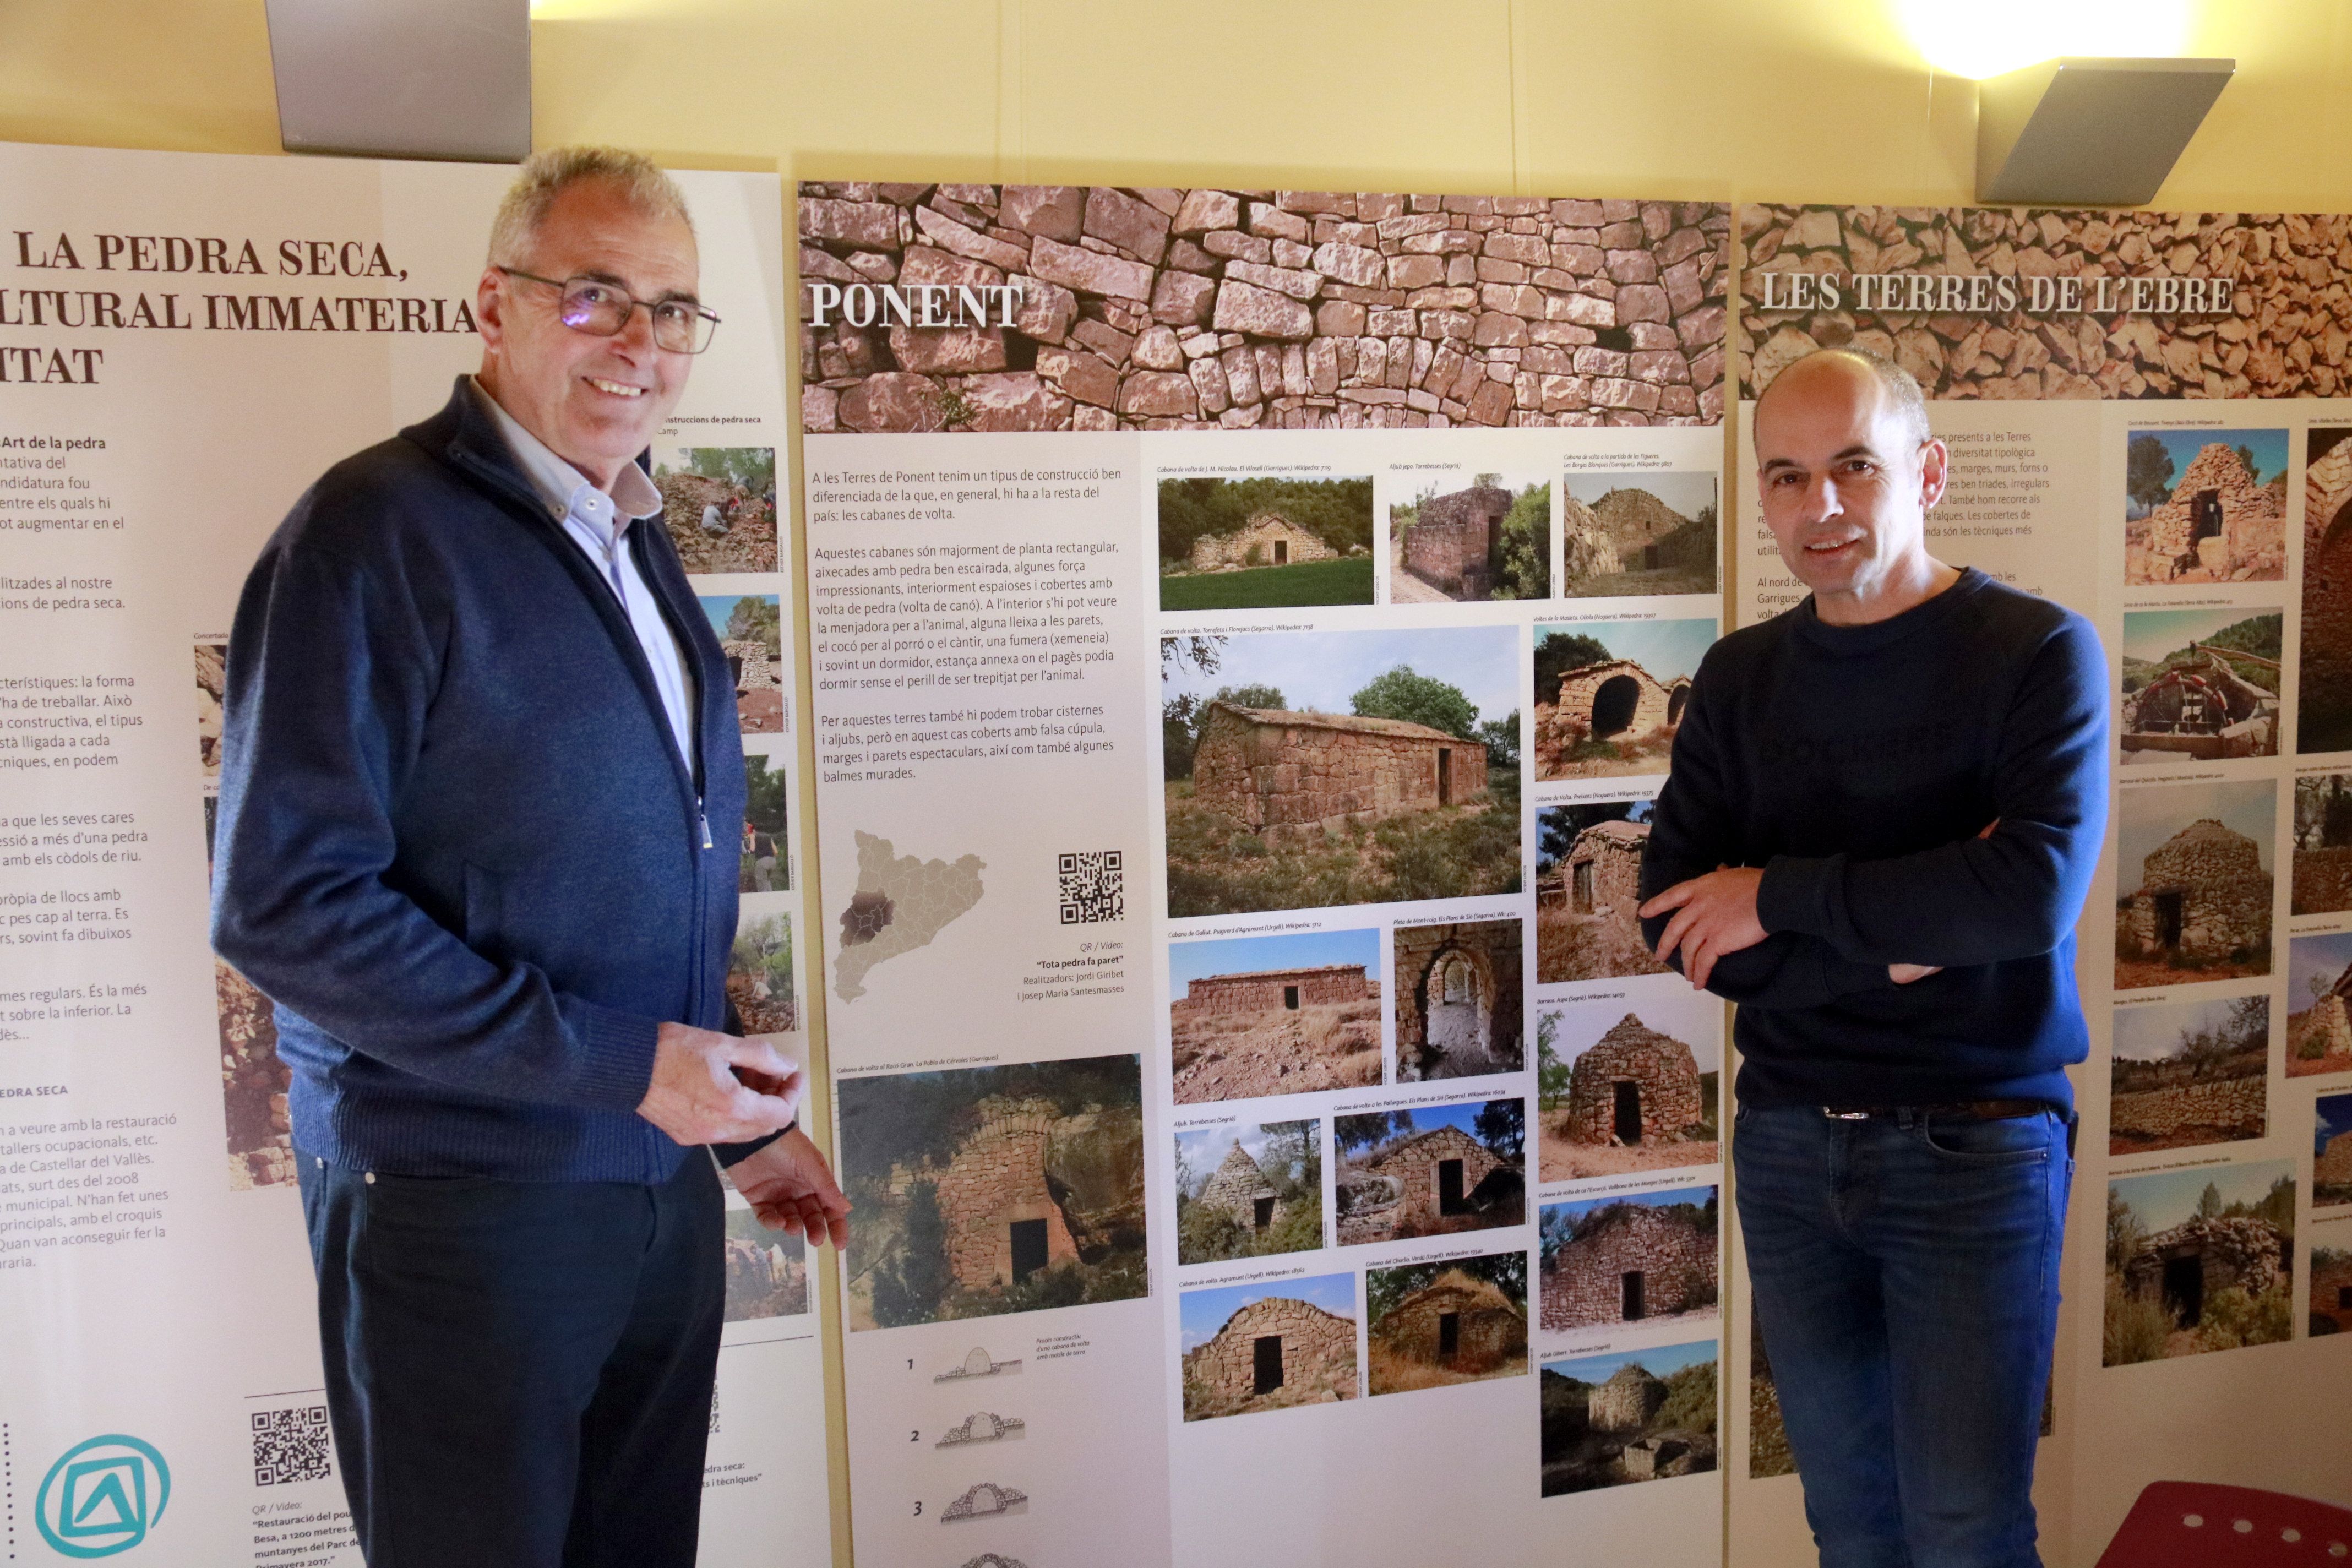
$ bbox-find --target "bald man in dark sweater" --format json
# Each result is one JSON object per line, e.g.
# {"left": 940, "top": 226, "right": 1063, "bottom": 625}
{"left": 1640, "top": 348, "right": 2105, "bottom": 1568}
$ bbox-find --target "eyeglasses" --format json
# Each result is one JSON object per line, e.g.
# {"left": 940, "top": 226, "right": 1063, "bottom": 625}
{"left": 496, "top": 266, "right": 721, "bottom": 355}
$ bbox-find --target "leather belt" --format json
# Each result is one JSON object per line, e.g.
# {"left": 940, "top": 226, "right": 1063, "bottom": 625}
{"left": 1821, "top": 1099, "right": 2049, "bottom": 1121}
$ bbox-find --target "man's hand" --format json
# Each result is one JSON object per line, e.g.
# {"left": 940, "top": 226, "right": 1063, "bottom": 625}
{"left": 1640, "top": 866, "right": 1766, "bottom": 990}
{"left": 635, "top": 1022, "right": 801, "bottom": 1146}
{"left": 1888, "top": 963, "right": 1942, "bottom": 984}
{"left": 728, "top": 1128, "right": 851, "bottom": 1248}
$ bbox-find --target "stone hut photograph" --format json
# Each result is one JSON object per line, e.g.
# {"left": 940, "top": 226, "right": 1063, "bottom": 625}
{"left": 721, "top": 1208, "right": 808, "bottom": 1321}
{"left": 1335, "top": 1098, "right": 1524, "bottom": 1245}
{"left": 1174, "top": 1118, "right": 1322, "bottom": 1263}
{"left": 2312, "top": 1095, "right": 2352, "bottom": 1210}
{"left": 2119, "top": 607, "right": 2282, "bottom": 764}
{"left": 2288, "top": 930, "right": 2352, "bottom": 1077}
{"left": 1537, "top": 995, "right": 1721, "bottom": 1181}
{"left": 1539, "top": 1184, "right": 1719, "bottom": 1332}
{"left": 1540, "top": 1339, "right": 1718, "bottom": 1496}
{"left": 2310, "top": 1237, "right": 2352, "bottom": 1336}
{"left": 698, "top": 593, "right": 785, "bottom": 734}
{"left": 727, "top": 906, "right": 797, "bottom": 1035}
{"left": 797, "top": 186, "right": 1730, "bottom": 437}
{"left": 1168, "top": 927, "right": 1381, "bottom": 1102}
{"left": 652, "top": 445, "right": 776, "bottom": 574}
{"left": 1157, "top": 473, "right": 1374, "bottom": 611}
{"left": 1393, "top": 917, "right": 1526, "bottom": 1081}
{"left": 2114, "top": 779, "right": 2276, "bottom": 990}
{"left": 837, "top": 1055, "right": 1147, "bottom": 1330}
{"left": 2123, "top": 427, "right": 2288, "bottom": 585}
{"left": 2104, "top": 1158, "right": 2296, "bottom": 1365}
{"left": 1532, "top": 617, "right": 1711, "bottom": 781}
{"left": 1388, "top": 473, "right": 1550, "bottom": 602}
{"left": 1163, "top": 625, "right": 1521, "bottom": 913}
{"left": 2300, "top": 428, "right": 2352, "bottom": 753}
{"left": 1179, "top": 1273, "right": 1359, "bottom": 1420}
{"left": 1535, "top": 800, "right": 1673, "bottom": 983}
{"left": 2293, "top": 774, "right": 2352, "bottom": 917}
{"left": 2107, "top": 994, "right": 2268, "bottom": 1155}
{"left": 1365, "top": 1250, "right": 1528, "bottom": 1395}
{"left": 1560, "top": 469, "right": 1719, "bottom": 599}
{"left": 200, "top": 711, "right": 293, "bottom": 1193}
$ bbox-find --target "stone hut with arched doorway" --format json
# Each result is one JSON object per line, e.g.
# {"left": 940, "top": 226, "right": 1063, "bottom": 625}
{"left": 1193, "top": 1142, "right": 1289, "bottom": 1236}
{"left": 1182, "top": 1294, "right": 1358, "bottom": 1413}
{"left": 1564, "top": 1013, "right": 1705, "bottom": 1148}
{"left": 1556, "top": 659, "right": 1689, "bottom": 745}
{"left": 1542, "top": 1200, "right": 1717, "bottom": 1330}
{"left": 1402, "top": 483, "right": 1513, "bottom": 598}
{"left": 2118, "top": 819, "right": 2272, "bottom": 965}
{"left": 1189, "top": 703, "right": 1488, "bottom": 847}
{"left": 2302, "top": 432, "right": 2352, "bottom": 750}
{"left": 2136, "top": 441, "right": 2286, "bottom": 582}
{"left": 1187, "top": 511, "right": 1338, "bottom": 572}
{"left": 1393, "top": 917, "right": 1525, "bottom": 1081}
{"left": 934, "top": 1097, "right": 1080, "bottom": 1291}
{"left": 1372, "top": 1268, "right": 1527, "bottom": 1373}
{"left": 2120, "top": 1215, "right": 2286, "bottom": 1329}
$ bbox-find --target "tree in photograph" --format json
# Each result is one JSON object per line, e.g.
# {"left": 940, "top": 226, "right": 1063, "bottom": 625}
{"left": 1493, "top": 482, "right": 1551, "bottom": 600}
{"left": 1474, "top": 1098, "right": 1525, "bottom": 1161}
{"left": 725, "top": 595, "right": 781, "bottom": 650}
{"left": 1536, "top": 1013, "right": 1567, "bottom": 1112}
{"left": 1476, "top": 711, "right": 1521, "bottom": 775}
{"left": 680, "top": 447, "right": 775, "bottom": 492}
{"left": 1351, "top": 665, "right": 1477, "bottom": 740}
{"left": 2125, "top": 434, "right": 2176, "bottom": 514}
{"left": 742, "top": 755, "right": 788, "bottom": 834}
{"left": 1534, "top": 630, "right": 1613, "bottom": 701}
{"left": 1338, "top": 1110, "right": 1417, "bottom": 1157}
{"left": 869, "top": 1180, "right": 951, "bottom": 1327}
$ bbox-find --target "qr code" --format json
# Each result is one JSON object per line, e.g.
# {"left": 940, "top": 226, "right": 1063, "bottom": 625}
{"left": 252, "top": 1405, "right": 332, "bottom": 1486}
{"left": 1058, "top": 850, "right": 1124, "bottom": 925}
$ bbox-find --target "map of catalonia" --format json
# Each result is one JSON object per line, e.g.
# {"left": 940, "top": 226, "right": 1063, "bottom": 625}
{"left": 831, "top": 830, "right": 988, "bottom": 1001}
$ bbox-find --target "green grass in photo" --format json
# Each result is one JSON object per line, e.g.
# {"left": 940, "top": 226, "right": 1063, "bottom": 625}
{"left": 1161, "top": 556, "right": 1374, "bottom": 612}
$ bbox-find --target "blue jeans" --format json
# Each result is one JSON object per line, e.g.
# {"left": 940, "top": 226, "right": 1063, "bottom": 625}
{"left": 1734, "top": 1102, "right": 2072, "bottom": 1568}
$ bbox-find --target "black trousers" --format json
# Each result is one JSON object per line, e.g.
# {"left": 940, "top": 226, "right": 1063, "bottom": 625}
{"left": 297, "top": 1151, "right": 725, "bottom": 1568}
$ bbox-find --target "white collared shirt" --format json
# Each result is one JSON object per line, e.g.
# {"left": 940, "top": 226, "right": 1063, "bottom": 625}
{"left": 469, "top": 378, "right": 699, "bottom": 775}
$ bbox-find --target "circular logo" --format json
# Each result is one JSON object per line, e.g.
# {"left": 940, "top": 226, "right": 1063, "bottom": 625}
{"left": 35, "top": 1435, "right": 171, "bottom": 1559}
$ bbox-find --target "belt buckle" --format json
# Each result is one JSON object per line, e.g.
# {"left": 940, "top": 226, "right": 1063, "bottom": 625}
{"left": 1824, "top": 1108, "right": 1872, "bottom": 1120}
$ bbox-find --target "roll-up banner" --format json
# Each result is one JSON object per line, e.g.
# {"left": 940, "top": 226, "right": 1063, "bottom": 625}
{"left": 0, "top": 141, "right": 830, "bottom": 1568}
{"left": 1730, "top": 205, "right": 2352, "bottom": 1566}
{"left": 796, "top": 181, "right": 1736, "bottom": 1566}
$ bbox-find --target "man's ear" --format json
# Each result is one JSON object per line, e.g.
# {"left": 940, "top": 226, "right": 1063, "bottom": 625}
{"left": 1917, "top": 437, "right": 1951, "bottom": 510}
{"left": 475, "top": 266, "right": 507, "bottom": 357}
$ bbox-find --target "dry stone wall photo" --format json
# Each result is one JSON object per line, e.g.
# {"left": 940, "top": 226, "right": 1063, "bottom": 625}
{"left": 799, "top": 184, "right": 1729, "bottom": 433}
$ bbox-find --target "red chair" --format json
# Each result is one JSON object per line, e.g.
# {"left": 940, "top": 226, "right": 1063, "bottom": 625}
{"left": 2097, "top": 1482, "right": 2352, "bottom": 1567}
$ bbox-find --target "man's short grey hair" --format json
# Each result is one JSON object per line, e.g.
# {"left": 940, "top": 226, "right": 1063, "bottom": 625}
{"left": 1760, "top": 345, "right": 1934, "bottom": 454}
{"left": 487, "top": 146, "right": 695, "bottom": 268}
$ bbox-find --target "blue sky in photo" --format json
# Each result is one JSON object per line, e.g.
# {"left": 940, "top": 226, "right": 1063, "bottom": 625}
{"left": 1342, "top": 1098, "right": 1512, "bottom": 1146}
{"left": 2316, "top": 1095, "right": 2352, "bottom": 1159}
{"left": 1174, "top": 1120, "right": 1315, "bottom": 1196}
{"left": 2121, "top": 606, "right": 2282, "bottom": 664}
{"left": 698, "top": 592, "right": 776, "bottom": 640}
{"left": 1168, "top": 927, "right": 1379, "bottom": 992}
{"left": 1541, "top": 1338, "right": 1717, "bottom": 1385}
{"left": 1179, "top": 1272, "right": 1355, "bottom": 1353}
{"left": 1164, "top": 624, "right": 1518, "bottom": 725}
{"left": 1543, "top": 1184, "right": 1717, "bottom": 1229}
{"left": 1533, "top": 617, "right": 1717, "bottom": 685}
{"left": 2127, "top": 427, "right": 2289, "bottom": 488}
{"left": 2117, "top": 778, "right": 2276, "bottom": 892}
{"left": 1545, "top": 999, "right": 1721, "bottom": 1075}
{"left": 2110, "top": 994, "right": 2265, "bottom": 1062}
{"left": 1561, "top": 471, "right": 1718, "bottom": 516}
{"left": 2289, "top": 930, "right": 2352, "bottom": 1003}
{"left": 2109, "top": 1157, "right": 2293, "bottom": 1234}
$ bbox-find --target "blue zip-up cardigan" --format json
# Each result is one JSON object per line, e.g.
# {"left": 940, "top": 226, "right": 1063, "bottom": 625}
{"left": 211, "top": 377, "right": 750, "bottom": 1183}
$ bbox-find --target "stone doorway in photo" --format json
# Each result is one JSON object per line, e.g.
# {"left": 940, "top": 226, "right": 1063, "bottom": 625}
{"left": 2164, "top": 1255, "right": 2203, "bottom": 1326}
{"left": 1623, "top": 1271, "right": 1647, "bottom": 1320}
{"left": 1615, "top": 1082, "right": 1643, "bottom": 1144}
{"left": 1253, "top": 1335, "right": 1283, "bottom": 1395}
{"left": 1009, "top": 1218, "right": 1048, "bottom": 1284}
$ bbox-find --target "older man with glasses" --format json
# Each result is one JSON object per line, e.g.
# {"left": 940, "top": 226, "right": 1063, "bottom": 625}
{"left": 211, "top": 146, "right": 846, "bottom": 1568}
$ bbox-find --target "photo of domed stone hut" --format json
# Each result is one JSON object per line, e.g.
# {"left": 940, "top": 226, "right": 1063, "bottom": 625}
{"left": 2123, "top": 427, "right": 2287, "bottom": 585}
{"left": 2114, "top": 781, "right": 2276, "bottom": 990}
{"left": 1540, "top": 1340, "right": 1718, "bottom": 1495}
{"left": 1560, "top": 470, "right": 1719, "bottom": 598}
{"left": 1158, "top": 474, "right": 1375, "bottom": 611}
{"left": 1537, "top": 1000, "right": 1719, "bottom": 1180}
{"left": 1365, "top": 1251, "right": 1528, "bottom": 1395}
{"left": 2301, "top": 429, "right": 2352, "bottom": 752}
{"left": 1174, "top": 1119, "right": 1322, "bottom": 1264}
{"left": 1336, "top": 1099, "right": 1524, "bottom": 1245}
{"left": 1532, "top": 617, "right": 1712, "bottom": 782}
{"left": 1388, "top": 473, "right": 1550, "bottom": 604}
{"left": 1180, "top": 1273, "right": 1359, "bottom": 1420}
{"left": 2103, "top": 1158, "right": 2295, "bottom": 1365}
{"left": 1393, "top": 917, "right": 1525, "bottom": 1081}
{"left": 1539, "top": 1185, "right": 1718, "bottom": 1332}
{"left": 839, "top": 1055, "right": 1147, "bottom": 1330}
{"left": 2288, "top": 931, "right": 2352, "bottom": 1077}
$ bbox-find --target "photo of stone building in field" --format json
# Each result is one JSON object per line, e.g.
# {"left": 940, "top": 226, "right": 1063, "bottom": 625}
{"left": 2103, "top": 1159, "right": 2296, "bottom": 1365}
{"left": 2125, "top": 434, "right": 2288, "bottom": 585}
{"left": 1193, "top": 1143, "right": 1291, "bottom": 1235}
{"left": 2289, "top": 934, "right": 2352, "bottom": 1077}
{"left": 1169, "top": 929, "right": 1382, "bottom": 1102}
{"left": 1365, "top": 1254, "right": 1528, "bottom": 1395}
{"left": 1538, "top": 994, "right": 1721, "bottom": 1182}
{"left": 2115, "top": 782, "right": 2277, "bottom": 990}
{"left": 1536, "top": 803, "right": 1674, "bottom": 985}
{"left": 1393, "top": 918, "right": 1525, "bottom": 1081}
{"left": 1540, "top": 1340, "right": 1719, "bottom": 1496}
{"left": 1188, "top": 510, "right": 1337, "bottom": 571}
{"left": 1190, "top": 703, "right": 1488, "bottom": 847}
{"left": 1540, "top": 1186, "right": 1719, "bottom": 1331}
{"left": 2293, "top": 774, "right": 2352, "bottom": 916}
{"left": 1181, "top": 1275, "right": 1360, "bottom": 1420}
{"left": 1564, "top": 1014, "right": 1706, "bottom": 1149}
{"left": 1336, "top": 1100, "right": 1524, "bottom": 1246}
{"left": 1559, "top": 471, "right": 1719, "bottom": 598}
{"left": 1531, "top": 618, "right": 1712, "bottom": 783}
{"left": 1175, "top": 963, "right": 1373, "bottom": 1017}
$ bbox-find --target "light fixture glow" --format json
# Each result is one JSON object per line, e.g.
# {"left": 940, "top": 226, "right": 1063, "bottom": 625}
{"left": 1897, "top": 0, "right": 2192, "bottom": 80}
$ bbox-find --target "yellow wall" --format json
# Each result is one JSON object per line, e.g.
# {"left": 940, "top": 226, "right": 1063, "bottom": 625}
{"left": 8, "top": 5, "right": 2347, "bottom": 1564}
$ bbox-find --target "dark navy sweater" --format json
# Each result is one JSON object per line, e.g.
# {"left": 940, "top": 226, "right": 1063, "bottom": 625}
{"left": 210, "top": 379, "right": 750, "bottom": 1182}
{"left": 1640, "top": 569, "right": 2108, "bottom": 1110}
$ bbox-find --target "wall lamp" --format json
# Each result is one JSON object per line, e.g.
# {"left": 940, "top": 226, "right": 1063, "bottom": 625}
{"left": 264, "top": 0, "right": 531, "bottom": 161}
{"left": 1977, "top": 57, "right": 2234, "bottom": 206}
